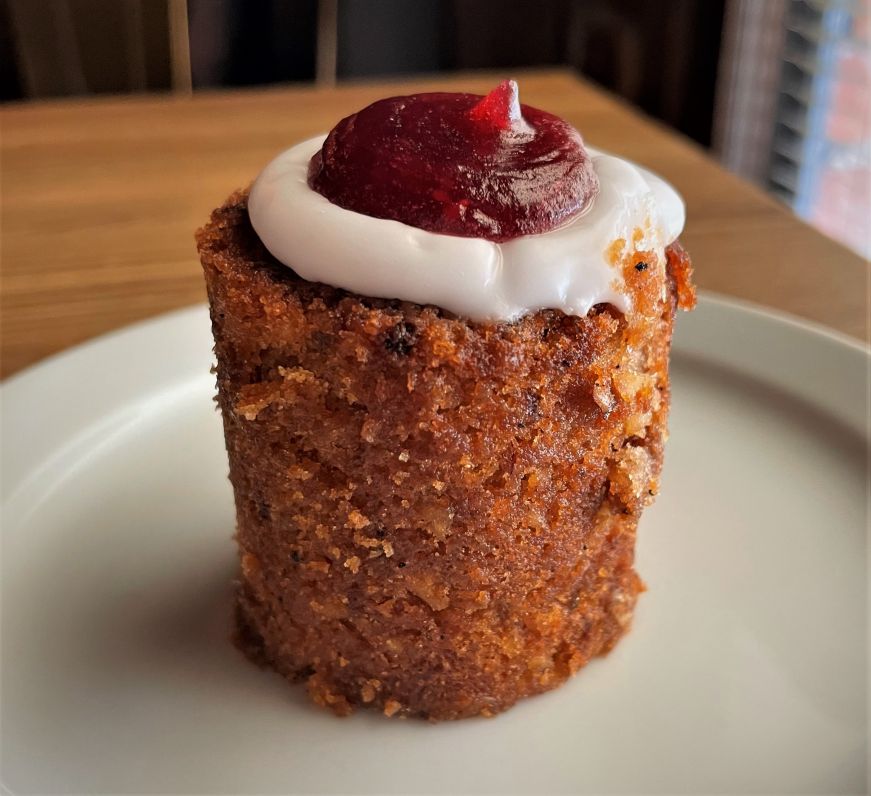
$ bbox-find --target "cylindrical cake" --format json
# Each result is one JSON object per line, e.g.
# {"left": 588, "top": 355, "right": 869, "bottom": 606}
{"left": 197, "top": 188, "right": 695, "bottom": 720}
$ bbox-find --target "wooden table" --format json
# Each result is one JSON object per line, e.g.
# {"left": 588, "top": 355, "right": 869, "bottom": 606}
{"left": 2, "top": 69, "right": 867, "bottom": 378}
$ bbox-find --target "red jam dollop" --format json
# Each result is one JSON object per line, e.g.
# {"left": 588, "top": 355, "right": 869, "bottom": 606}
{"left": 307, "top": 80, "right": 599, "bottom": 242}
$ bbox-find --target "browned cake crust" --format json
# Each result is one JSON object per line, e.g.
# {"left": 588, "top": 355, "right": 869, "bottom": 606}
{"left": 197, "top": 191, "right": 695, "bottom": 720}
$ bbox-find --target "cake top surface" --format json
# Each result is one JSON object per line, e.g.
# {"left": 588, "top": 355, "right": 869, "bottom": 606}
{"left": 247, "top": 82, "right": 686, "bottom": 322}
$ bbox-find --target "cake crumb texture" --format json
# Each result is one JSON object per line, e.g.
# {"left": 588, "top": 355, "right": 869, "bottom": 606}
{"left": 197, "top": 191, "right": 694, "bottom": 720}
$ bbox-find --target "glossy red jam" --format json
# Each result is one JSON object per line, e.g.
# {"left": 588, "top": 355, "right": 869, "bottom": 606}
{"left": 308, "top": 80, "right": 599, "bottom": 242}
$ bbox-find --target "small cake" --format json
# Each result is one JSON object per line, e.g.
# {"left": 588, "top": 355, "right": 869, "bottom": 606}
{"left": 197, "top": 81, "right": 695, "bottom": 720}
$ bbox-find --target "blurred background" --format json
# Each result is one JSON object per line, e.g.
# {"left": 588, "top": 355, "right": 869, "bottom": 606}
{"left": 2, "top": 0, "right": 869, "bottom": 257}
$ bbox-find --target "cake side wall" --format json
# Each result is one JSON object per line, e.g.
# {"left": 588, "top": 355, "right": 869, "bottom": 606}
{"left": 196, "top": 194, "right": 681, "bottom": 720}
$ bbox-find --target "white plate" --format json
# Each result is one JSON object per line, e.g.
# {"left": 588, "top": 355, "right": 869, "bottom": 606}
{"left": 1, "top": 295, "right": 867, "bottom": 795}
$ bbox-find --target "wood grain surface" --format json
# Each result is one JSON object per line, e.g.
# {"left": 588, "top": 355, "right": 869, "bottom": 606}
{"left": 1, "top": 69, "right": 867, "bottom": 378}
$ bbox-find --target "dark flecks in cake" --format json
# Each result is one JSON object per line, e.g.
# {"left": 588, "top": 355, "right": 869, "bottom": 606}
{"left": 635, "top": 261, "right": 648, "bottom": 271}
{"left": 518, "top": 390, "right": 542, "bottom": 428}
{"left": 384, "top": 321, "right": 418, "bottom": 355}
{"left": 311, "top": 330, "right": 335, "bottom": 351}
{"left": 567, "top": 587, "right": 582, "bottom": 611}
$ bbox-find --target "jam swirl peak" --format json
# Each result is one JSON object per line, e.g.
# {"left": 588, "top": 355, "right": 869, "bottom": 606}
{"left": 468, "top": 79, "right": 532, "bottom": 134}
{"left": 307, "top": 81, "right": 600, "bottom": 242}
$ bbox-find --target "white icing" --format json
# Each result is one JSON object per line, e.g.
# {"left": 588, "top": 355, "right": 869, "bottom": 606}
{"left": 248, "top": 135, "right": 685, "bottom": 321}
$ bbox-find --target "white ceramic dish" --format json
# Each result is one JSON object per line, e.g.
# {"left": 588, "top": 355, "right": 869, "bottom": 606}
{"left": 1, "top": 295, "right": 867, "bottom": 795}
